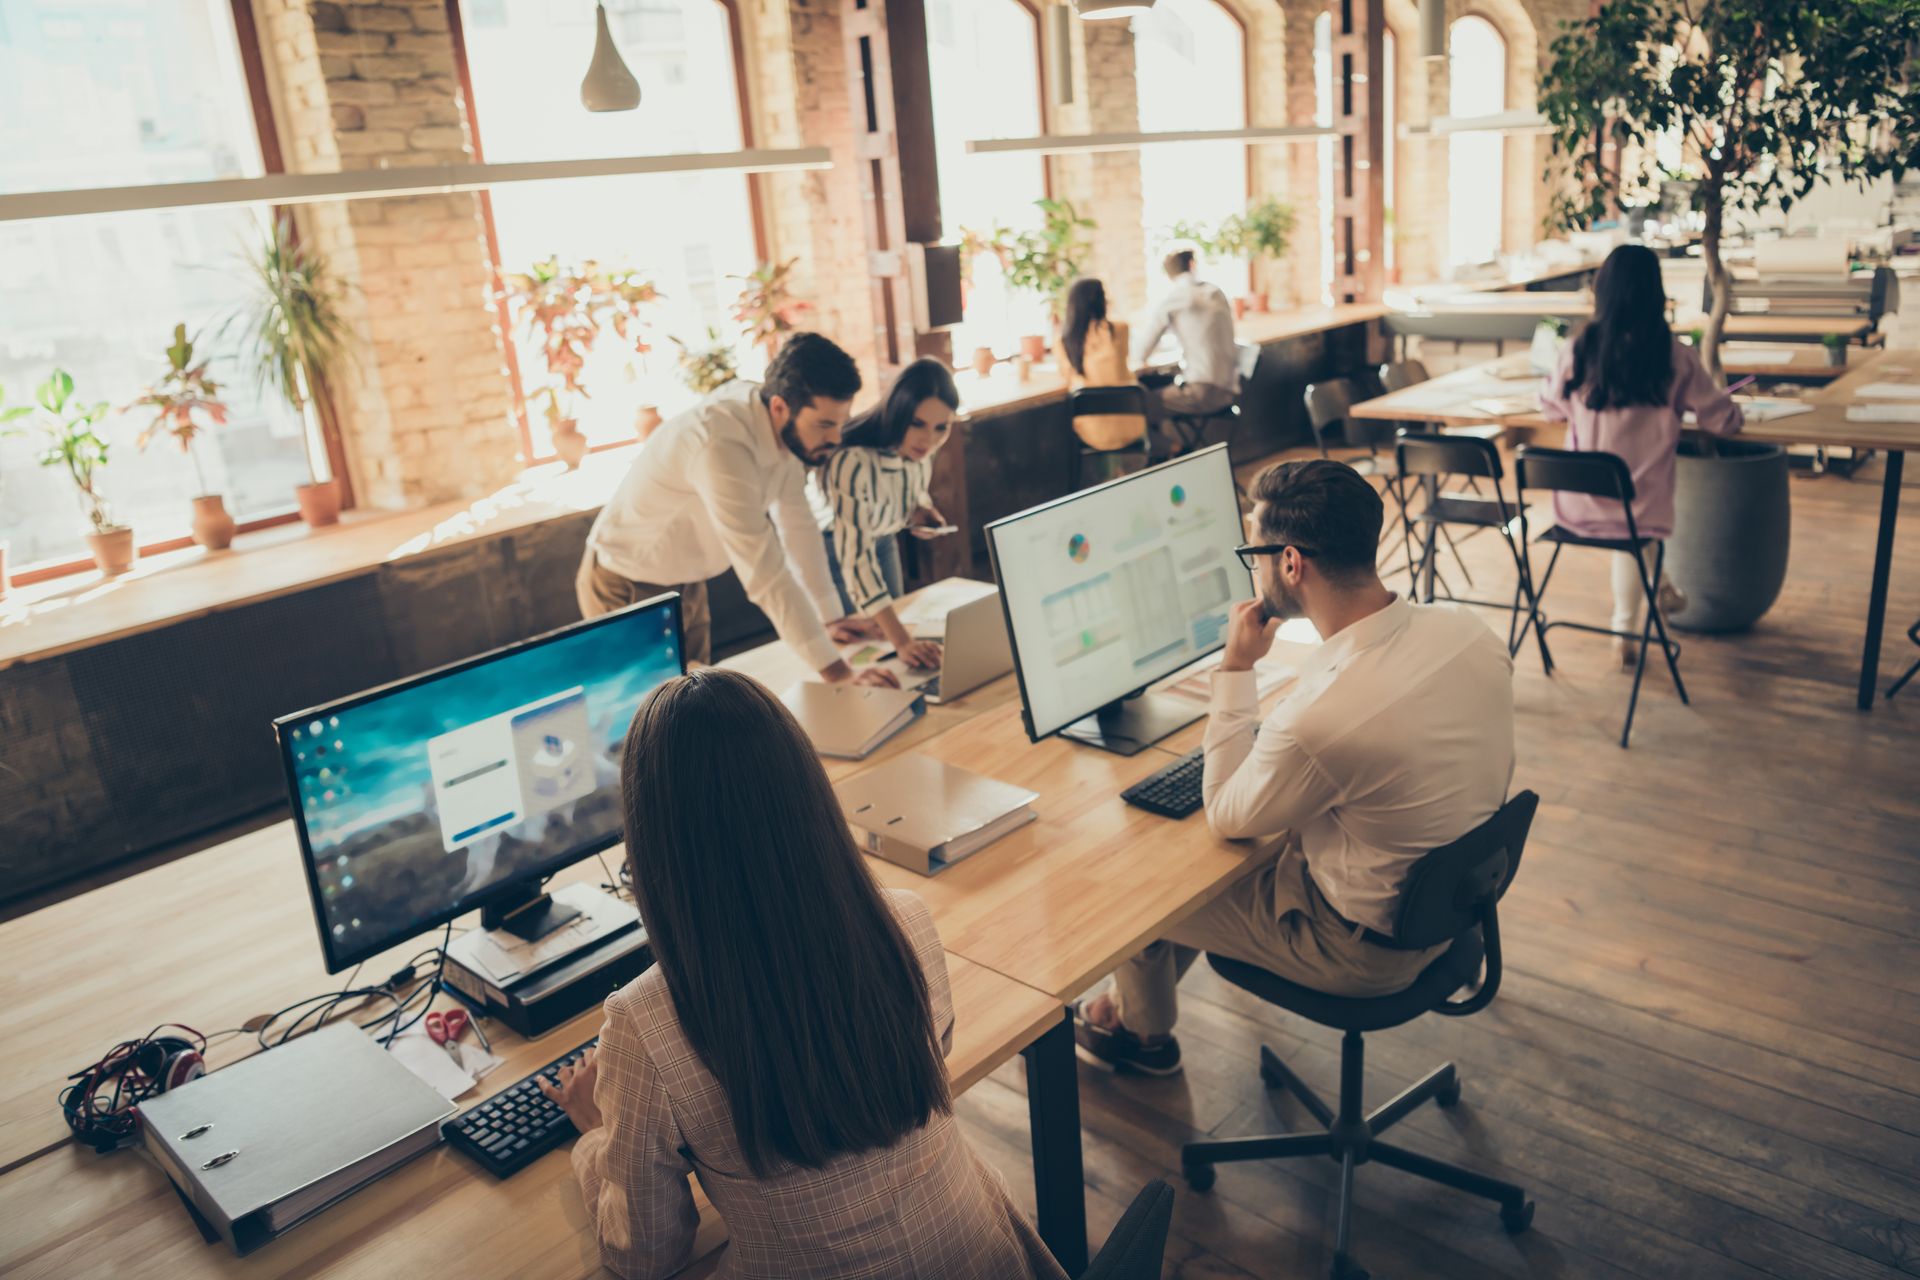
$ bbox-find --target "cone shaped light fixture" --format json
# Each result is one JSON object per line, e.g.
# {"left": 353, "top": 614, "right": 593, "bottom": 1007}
{"left": 1076, "top": 0, "right": 1154, "bottom": 19}
{"left": 1419, "top": 0, "right": 1446, "bottom": 59}
{"left": 581, "top": 3, "right": 641, "bottom": 113}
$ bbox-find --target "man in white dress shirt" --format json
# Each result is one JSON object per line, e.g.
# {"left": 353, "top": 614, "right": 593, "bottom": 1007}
{"left": 1134, "top": 248, "right": 1242, "bottom": 451}
{"left": 577, "top": 332, "right": 893, "bottom": 685}
{"left": 1075, "top": 460, "right": 1516, "bottom": 1075}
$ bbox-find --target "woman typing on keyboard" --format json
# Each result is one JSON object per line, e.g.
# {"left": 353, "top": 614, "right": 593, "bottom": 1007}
{"left": 537, "top": 668, "right": 1064, "bottom": 1280}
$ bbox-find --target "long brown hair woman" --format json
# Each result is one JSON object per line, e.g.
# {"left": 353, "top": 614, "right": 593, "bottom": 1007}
{"left": 540, "top": 667, "right": 1065, "bottom": 1279}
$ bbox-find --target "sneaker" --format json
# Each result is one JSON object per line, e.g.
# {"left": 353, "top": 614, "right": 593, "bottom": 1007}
{"left": 1613, "top": 636, "right": 1638, "bottom": 669}
{"left": 1072, "top": 1005, "right": 1183, "bottom": 1076}
{"left": 1656, "top": 579, "right": 1688, "bottom": 618}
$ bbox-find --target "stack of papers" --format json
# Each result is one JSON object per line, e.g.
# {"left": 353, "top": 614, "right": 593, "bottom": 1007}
{"left": 1854, "top": 382, "right": 1920, "bottom": 399}
{"left": 1846, "top": 403, "right": 1920, "bottom": 423}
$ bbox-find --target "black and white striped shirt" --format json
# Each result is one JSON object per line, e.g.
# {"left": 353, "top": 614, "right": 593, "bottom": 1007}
{"left": 818, "top": 446, "right": 931, "bottom": 612}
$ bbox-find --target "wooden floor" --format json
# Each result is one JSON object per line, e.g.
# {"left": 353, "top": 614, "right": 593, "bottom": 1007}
{"left": 955, "top": 451, "right": 1920, "bottom": 1279}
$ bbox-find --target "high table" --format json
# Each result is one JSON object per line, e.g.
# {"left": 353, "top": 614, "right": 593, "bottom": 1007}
{"left": 1349, "top": 354, "right": 1919, "bottom": 708}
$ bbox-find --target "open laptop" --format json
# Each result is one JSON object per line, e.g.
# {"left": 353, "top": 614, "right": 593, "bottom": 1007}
{"left": 897, "top": 590, "right": 1015, "bottom": 704}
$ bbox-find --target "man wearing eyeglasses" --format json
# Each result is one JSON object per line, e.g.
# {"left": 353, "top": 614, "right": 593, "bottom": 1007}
{"left": 1075, "top": 459, "right": 1516, "bottom": 1076}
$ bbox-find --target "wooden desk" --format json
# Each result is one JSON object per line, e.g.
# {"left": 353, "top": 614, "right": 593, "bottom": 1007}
{"left": 0, "top": 819, "right": 1068, "bottom": 1279}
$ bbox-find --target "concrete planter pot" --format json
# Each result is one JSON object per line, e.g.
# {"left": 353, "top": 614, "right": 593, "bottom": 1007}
{"left": 1666, "top": 438, "right": 1791, "bottom": 633}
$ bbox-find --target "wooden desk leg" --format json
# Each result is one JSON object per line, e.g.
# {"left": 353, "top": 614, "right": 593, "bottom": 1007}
{"left": 1859, "top": 449, "right": 1906, "bottom": 711}
{"left": 1022, "top": 1010, "right": 1088, "bottom": 1274}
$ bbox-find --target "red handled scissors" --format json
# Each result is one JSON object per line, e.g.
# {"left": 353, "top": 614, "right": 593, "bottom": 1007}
{"left": 426, "top": 1009, "right": 469, "bottom": 1063}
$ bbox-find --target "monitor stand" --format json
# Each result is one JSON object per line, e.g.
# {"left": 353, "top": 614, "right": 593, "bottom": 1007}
{"left": 481, "top": 884, "right": 584, "bottom": 942}
{"left": 444, "top": 883, "right": 648, "bottom": 1038}
{"left": 1059, "top": 691, "right": 1204, "bottom": 757}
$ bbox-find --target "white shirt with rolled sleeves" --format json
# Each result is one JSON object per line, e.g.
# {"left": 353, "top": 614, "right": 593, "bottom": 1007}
{"left": 1133, "top": 272, "right": 1241, "bottom": 393}
{"left": 585, "top": 379, "right": 845, "bottom": 672}
{"left": 1201, "top": 597, "right": 1516, "bottom": 936}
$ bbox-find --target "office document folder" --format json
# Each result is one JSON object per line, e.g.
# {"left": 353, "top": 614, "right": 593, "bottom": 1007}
{"left": 138, "top": 1022, "right": 455, "bottom": 1254}
{"left": 836, "top": 753, "right": 1038, "bottom": 874}
{"left": 783, "top": 682, "right": 926, "bottom": 759}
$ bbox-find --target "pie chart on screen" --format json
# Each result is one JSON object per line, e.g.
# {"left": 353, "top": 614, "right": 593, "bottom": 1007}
{"left": 1067, "top": 533, "right": 1091, "bottom": 563}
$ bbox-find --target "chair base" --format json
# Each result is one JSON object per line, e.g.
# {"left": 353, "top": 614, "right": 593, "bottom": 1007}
{"left": 1181, "top": 1033, "right": 1532, "bottom": 1280}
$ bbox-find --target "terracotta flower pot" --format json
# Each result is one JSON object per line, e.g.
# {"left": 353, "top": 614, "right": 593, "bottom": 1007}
{"left": 191, "top": 495, "right": 237, "bottom": 551}
{"left": 1233, "top": 296, "right": 1250, "bottom": 320}
{"left": 1019, "top": 334, "right": 1047, "bottom": 363}
{"left": 552, "top": 419, "right": 589, "bottom": 470}
{"left": 1248, "top": 292, "right": 1270, "bottom": 314}
{"left": 295, "top": 479, "right": 342, "bottom": 528}
{"left": 635, "top": 404, "right": 663, "bottom": 441}
{"left": 85, "top": 526, "right": 137, "bottom": 577}
{"left": 971, "top": 346, "right": 998, "bottom": 378}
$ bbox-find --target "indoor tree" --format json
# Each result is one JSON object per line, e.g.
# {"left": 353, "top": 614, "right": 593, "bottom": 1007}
{"left": 1538, "top": 0, "right": 1920, "bottom": 379}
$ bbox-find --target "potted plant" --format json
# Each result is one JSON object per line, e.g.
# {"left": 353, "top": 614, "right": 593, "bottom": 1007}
{"left": 234, "top": 211, "right": 355, "bottom": 526}
{"left": 20, "top": 370, "right": 131, "bottom": 575}
{"left": 673, "top": 328, "right": 740, "bottom": 397}
{"left": 1213, "top": 197, "right": 1297, "bottom": 313}
{"left": 730, "top": 258, "right": 812, "bottom": 359}
{"left": 128, "top": 324, "right": 235, "bottom": 551}
{"left": 1820, "top": 333, "right": 1847, "bottom": 369}
{"left": 0, "top": 381, "right": 31, "bottom": 598}
{"left": 1000, "top": 198, "right": 1096, "bottom": 361}
{"left": 504, "top": 257, "right": 662, "bottom": 466}
{"left": 1539, "top": 0, "right": 1920, "bottom": 633}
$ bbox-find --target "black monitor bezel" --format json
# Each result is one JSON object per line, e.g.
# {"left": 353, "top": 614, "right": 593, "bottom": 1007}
{"left": 984, "top": 443, "right": 1251, "bottom": 745}
{"left": 274, "top": 592, "right": 684, "bottom": 973}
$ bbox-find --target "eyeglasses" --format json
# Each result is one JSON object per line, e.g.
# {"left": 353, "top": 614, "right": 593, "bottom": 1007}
{"left": 1234, "top": 543, "right": 1318, "bottom": 572}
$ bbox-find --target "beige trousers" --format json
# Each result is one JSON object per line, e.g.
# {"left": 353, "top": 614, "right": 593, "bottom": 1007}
{"left": 1109, "top": 844, "right": 1448, "bottom": 1038}
{"left": 574, "top": 545, "right": 713, "bottom": 667}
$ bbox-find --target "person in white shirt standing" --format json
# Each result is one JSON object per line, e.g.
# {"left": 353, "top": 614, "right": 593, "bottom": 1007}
{"left": 1133, "top": 248, "right": 1242, "bottom": 453}
{"left": 1075, "top": 459, "right": 1516, "bottom": 1076}
{"left": 576, "top": 332, "right": 896, "bottom": 686}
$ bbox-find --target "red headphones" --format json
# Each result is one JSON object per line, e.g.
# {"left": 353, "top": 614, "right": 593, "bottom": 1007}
{"left": 61, "top": 1024, "right": 207, "bottom": 1153}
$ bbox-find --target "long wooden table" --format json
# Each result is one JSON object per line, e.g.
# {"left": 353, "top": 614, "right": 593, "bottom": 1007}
{"left": 1349, "top": 353, "right": 1920, "bottom": 708}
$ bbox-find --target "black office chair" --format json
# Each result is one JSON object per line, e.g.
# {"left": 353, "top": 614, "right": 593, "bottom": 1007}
{"left": 1393, "top": 432, "right": 1541, "bottom": 653}
{"left": 1180, "top": 792, "right": 1541, "bottom": 1280}
{"left": 1513, "top": 446, "right": 1687, "bottom": 749}
{"left": 1377, "top": 358, "right": 1428, "bottom": 393}
{"left": 1887, "top": 618, "right": 1920, "bottom": 701}
{"left": 1306, "top": 379, "right": 1452, "bottom": 584}
{"left": 1078, "top": 1178, "right": 1175, "bottom": 1280}
{"left": 1166, "top": 342, "right": 1261, "bottom": 461}
{"left": 1066, "top": 386, "right": 1152, "bottom": 492}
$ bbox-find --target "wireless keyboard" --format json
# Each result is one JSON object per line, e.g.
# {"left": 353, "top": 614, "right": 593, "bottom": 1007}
{"left": 1121, "top": 747, "right": 1205, "bottom": 819}
{"left": 444, "top": 1036, "right": 598, "bottom": 1177}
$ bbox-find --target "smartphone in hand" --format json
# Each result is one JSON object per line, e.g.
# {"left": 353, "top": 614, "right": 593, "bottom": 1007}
{"left": 909, "top": 524, "right": 960, "bottom": 539}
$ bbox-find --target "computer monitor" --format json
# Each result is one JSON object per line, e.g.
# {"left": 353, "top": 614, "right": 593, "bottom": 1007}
{"left": 986, "top": 444, "right": 1253, "bottom": 756}
{"left": 276, "top": 594, "right": 684, "bottom": 973}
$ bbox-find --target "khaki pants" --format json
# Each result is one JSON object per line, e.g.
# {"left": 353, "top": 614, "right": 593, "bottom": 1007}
{"left": 1147, "top": 381, "right": 1238, "bottom": 453}
{"left": 575, "top": 545, "right": 712, "bottom": 667}
{"left": 1109, "top": 844, "right": 1448, "bottom": 1038}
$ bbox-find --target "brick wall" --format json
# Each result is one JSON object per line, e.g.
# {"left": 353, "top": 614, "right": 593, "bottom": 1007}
{"left": 253, "top": 0, "right": 518, "bottom": 509}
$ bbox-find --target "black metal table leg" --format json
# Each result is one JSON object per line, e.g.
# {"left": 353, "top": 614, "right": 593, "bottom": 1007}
{"left": 1859, "top": 449, "right": 1905, "bottom": 711}
{"left": 1023, "top": 1010, "right": 1088, "bottom": 1274}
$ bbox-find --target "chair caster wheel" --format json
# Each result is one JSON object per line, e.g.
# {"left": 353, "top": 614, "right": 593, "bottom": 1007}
{"left": 1436, "top": 1076, "right": 1462, "bottom": 1108}
{"left": 1331, "top": 1253, "right": 1369, "bottom": 1280}
{"left": 1502, "top": 1199, "right": 1535, "bottom": 1234}
{"left": 1182, "top": 1161, "right": 1216, "bottom": 1192}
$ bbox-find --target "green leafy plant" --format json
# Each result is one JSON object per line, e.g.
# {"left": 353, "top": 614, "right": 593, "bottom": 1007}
{"left": 1000, "top": 198, "right": 1097, "bottom": 319}
{"left": 1158, "top": 218, "right": 1220, "bottom": 257}
{"left": 22, "top": 370, "right": 116, "bottom": 533}
{"left": 730, "top": 257, "right": 812, "bottom": 352}
{"left": 1538, "top": 0, "right": 1920, "bottom": 380}
{"left": 673, "top": 327, "right": 740, "bottom": 396}
{"left": 127, "top": 324, "right": 230, "bottom": 497}
{"left": 1213, "top": 197, "right": 1297, "bottom": 267}
{"left": 504, "top": 256, "right": 663, "bottom": 431}
{"left": 231, "top": 211, "right": 355, "bottom": 480}
{"left": 1820, "top": 333, "right": 1846, "bottom": 351}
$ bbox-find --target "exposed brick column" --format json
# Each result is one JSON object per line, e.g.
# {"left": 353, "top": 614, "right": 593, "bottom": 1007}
{"left": 1241, "top": 0, "right": 1303, "bottom": 308}
{"left": 1048, "top": 15, "right": 1146, "bottom": 320}
{"left": 1277, "top": 0, "right": 1324, "bottom": 305}
{"left": 253, "top": 0, "right": 517, "bottom": 509}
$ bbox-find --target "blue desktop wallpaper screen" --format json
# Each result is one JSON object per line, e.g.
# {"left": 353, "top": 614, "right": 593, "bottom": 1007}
{"left": 284, "top": 600, "right": 681, "bottom": 960}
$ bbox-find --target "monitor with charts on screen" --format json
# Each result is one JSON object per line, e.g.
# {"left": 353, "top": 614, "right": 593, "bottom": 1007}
{"left": 986, "top": 444, "right": 1253, "bottom": 756}
{"left": 276, "top": 594, "right": 683, "bottom": 973}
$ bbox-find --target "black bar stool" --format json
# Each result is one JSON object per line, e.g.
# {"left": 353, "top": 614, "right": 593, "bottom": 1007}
{"left": 1066, "top": 386, "right": 1152, "bottom": 493}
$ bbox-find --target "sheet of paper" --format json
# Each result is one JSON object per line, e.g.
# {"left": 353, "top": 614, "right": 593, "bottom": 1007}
{"left": 1846, "top": 403, "right": 1920, "bottom": 422}
{"left": 894, "top": 579, "right": 998, "bottom": 635}
{"left": 386, "top": 1027, "right": 476, "bottom": 1101}
{"left": 1734, "top": 398, "right": 1816, "bottom": 423}
{"left": 1853, "top": 382, "right": 1920, "bottom": 400}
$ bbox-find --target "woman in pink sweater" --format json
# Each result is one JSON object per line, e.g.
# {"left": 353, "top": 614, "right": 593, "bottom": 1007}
{"left": 1537, "top": 244, "right": 1745, "bottom": 665}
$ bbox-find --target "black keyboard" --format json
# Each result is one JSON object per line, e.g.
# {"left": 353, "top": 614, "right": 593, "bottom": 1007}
{"left": 1122, "top": 747, "right": 1205, "bottom": 819}
{"left": 444, "top": 1037, "right": 597, "bottom": 1177}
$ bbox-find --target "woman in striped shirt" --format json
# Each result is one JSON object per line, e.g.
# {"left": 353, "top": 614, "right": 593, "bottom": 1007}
{"left": 820, "top": 359, "right": 959, "bottom": 671}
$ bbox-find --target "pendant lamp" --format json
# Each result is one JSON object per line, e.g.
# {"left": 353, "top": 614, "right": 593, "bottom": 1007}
{"left": 1419, "top": 0, "right": 1446, "bottom": 59}
{"left": 581, "top": 3, "right": 641, "bottom": 113}
{"left": 1075, "top": 0, "right": 1154, "bottom": 19}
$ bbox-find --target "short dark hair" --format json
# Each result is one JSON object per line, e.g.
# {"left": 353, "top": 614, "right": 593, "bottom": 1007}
{"left": 1164, "top": 248, "right": 1196, "bottom": 278}
{"left": 1250, "top": 459, "right": 1383, "bottom": 583}
{"left": 761, "top": 331, "right": 862, "bottom": 411}
{"left": 620, "top": 668, "right": 949, "bottom": 1176}
{"left": 841, "top": 358, "right": 960, "bottom": 452}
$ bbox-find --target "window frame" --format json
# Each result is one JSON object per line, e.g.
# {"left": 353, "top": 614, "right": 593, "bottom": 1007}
{"left": 3, "top": 0, "right": 349, "bottom": 591}
{"left": 1445, "top": 11, "right": 1510, "bottom": 269}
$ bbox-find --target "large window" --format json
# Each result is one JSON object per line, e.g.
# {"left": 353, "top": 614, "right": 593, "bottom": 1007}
{"left": 1447, "top": 15, "right": 1507, "bottom": 270}
{"left": 1134, "top": 0, "right": 1249, "bottom": 300}
{"left": 0, "top": 0, "right": 311, "bottom": 575}
{"left": 460, "top": 0, "right": 760, "bottom": 459}
{"left": 925, "top": 0, "right": 1046, "bottom": 360}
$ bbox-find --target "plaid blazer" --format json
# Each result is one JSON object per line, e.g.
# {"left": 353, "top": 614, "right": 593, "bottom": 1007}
{"left": 569, "top": 888, "right": 1068, "bottom": 1280}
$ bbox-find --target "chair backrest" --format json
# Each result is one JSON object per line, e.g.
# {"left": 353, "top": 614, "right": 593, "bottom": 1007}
{"left": 1392, "top": 790, "right": 1538, "bottom": 1017}
{"left": 1068, "top": 385, "right": 1151, "bottom": 422}
{"left": 1080, "top": 1179, "right": 1175, "bottom": 1280}
{"left": 1379, "top": 359, "right": 1431, "bottom": 392}
{"left": 1395, "top": 430, "right": 1506, "bottom": 483}
{"left": 1234, "top": 341, "right": 1261, "bottom": 383}
{"left": 1514, "top": 444, "right": 1636, "bottom": 505}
